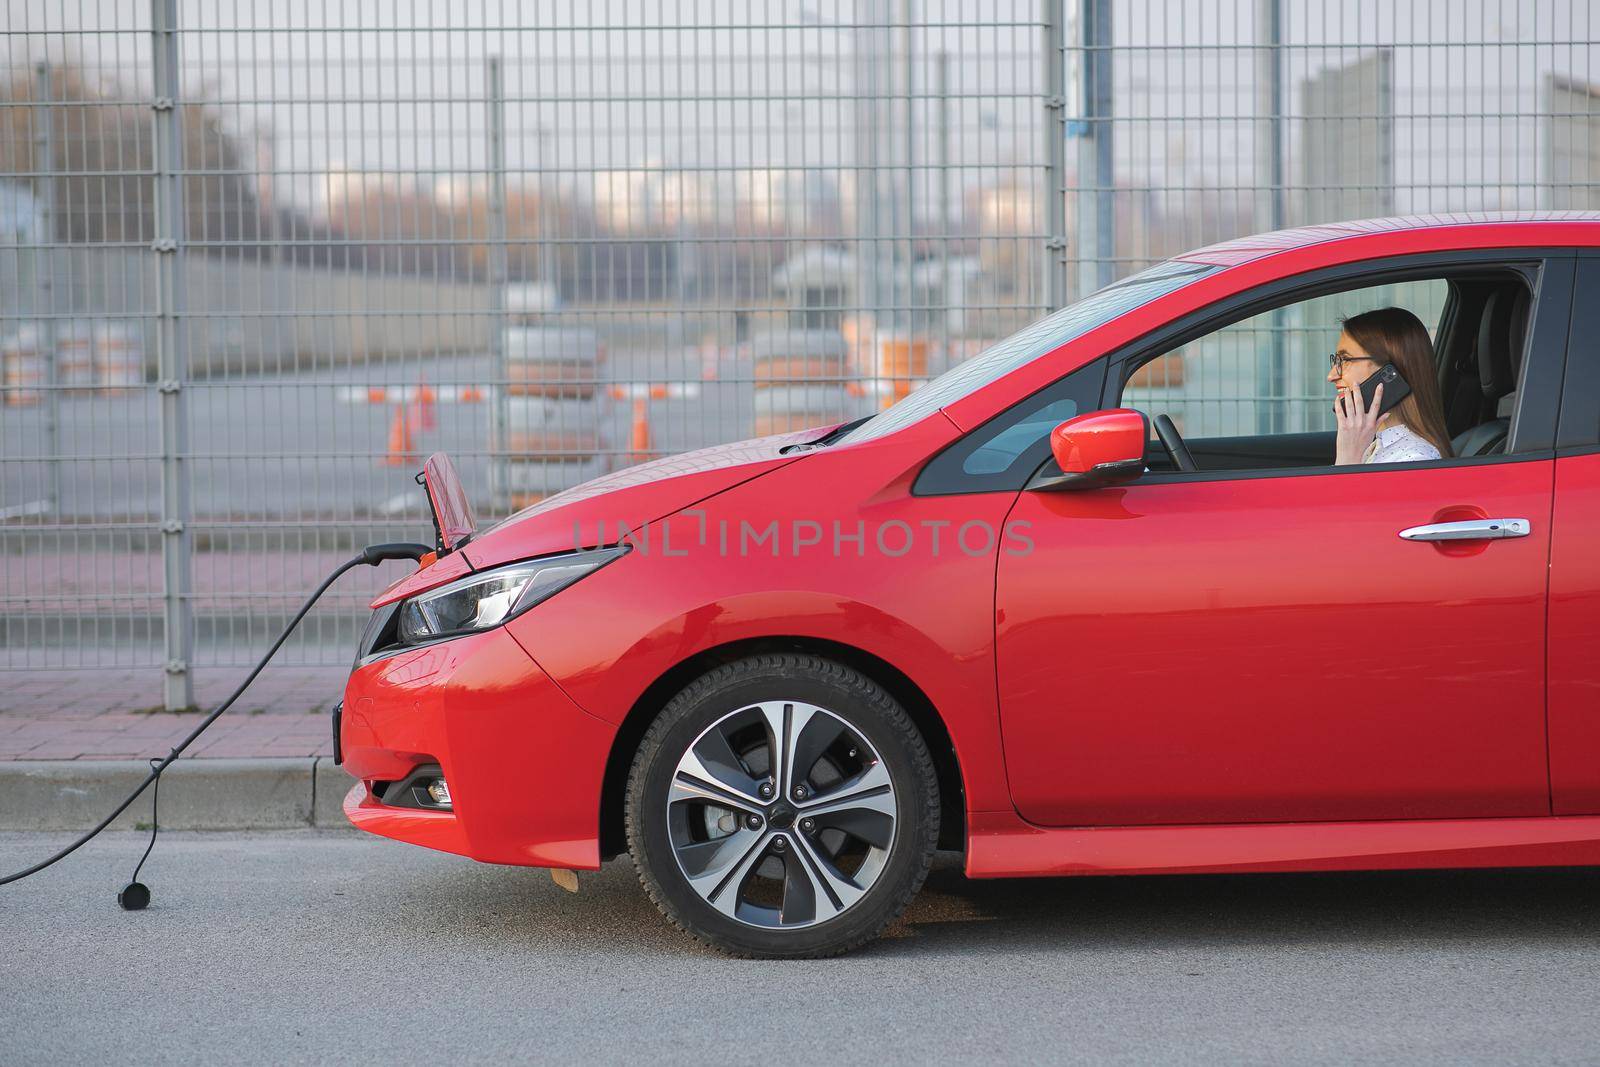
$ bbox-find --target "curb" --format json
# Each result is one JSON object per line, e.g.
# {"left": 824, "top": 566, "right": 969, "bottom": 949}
{"left": 0, "top": 758, "right": 359, "bottom": 831}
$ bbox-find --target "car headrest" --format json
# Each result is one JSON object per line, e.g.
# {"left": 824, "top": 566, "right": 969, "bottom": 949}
{"left": 1476, "top": 289, "right": 1518, "bottom": 399}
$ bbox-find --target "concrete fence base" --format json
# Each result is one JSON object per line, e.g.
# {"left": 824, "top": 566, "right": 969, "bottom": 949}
{"left": 0, "top": 758, "right": 358, "bottom": 831}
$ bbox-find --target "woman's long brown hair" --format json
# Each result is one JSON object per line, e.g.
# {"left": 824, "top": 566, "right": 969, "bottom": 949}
{"left": 1341, "top": 307, "right": 1453, "bottom": 458}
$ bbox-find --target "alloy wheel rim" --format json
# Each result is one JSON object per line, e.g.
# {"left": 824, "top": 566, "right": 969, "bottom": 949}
{"left": 665, "top": 700, "right": 897, "bottom": 929}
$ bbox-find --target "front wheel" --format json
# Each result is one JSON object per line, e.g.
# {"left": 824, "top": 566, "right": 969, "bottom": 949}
{"left": 625, "top": 653, "right": 939, "bottom": 958}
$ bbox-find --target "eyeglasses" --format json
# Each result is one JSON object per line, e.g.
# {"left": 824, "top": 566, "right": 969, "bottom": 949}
{"left": 1328, "top": 352, "right": 1378, "bottom": 374}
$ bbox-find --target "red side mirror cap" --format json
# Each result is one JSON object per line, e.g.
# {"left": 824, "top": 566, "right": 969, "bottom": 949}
{"left": 1031, "top": 409, "right": 1149, "bottom": 492}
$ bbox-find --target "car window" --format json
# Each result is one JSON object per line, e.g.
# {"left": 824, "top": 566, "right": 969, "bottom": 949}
{"left": 913, "top": 356, "right": 1106, "bottom": 495}
{"left": 962, "top": 397, "right": 1080, "bottom": 475}
{"left": 918, "top": 256, "right": 1555, "bottom": 496}
{"left": 837, "top": 259, "right": 1215, "bottom": 446}
{"left": 1114, "top": 267, "right": 1552, "bottom": 476}
{"left": 1123, "top": 277, "right": 1449, "bottom": 439}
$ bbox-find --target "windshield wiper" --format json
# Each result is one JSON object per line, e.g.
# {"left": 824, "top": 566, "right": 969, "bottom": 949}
{"left": 784, "top": 416, "right": 872, "bottom": 452}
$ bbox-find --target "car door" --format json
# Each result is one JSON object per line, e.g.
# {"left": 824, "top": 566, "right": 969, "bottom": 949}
{"left": 1549, "top": 252, "right": 1600, "bottom": 815}
{"left": 994, "top": 255, "right": 1574, "bottom": 828}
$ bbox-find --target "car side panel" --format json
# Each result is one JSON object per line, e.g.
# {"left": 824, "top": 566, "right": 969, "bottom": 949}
{"left": 1550, "top": 254, "right": 1600, "bottom": 814}
{"left": 504, "top": 429, "right": 1019, "bottom": 816}
{"left": 1550, "top": 452, "right": 1600, "bottom": 814}
{"left": 965, "top": 809, "right": 1600, "bottom": 877}
{"left": 997, "top": 458, "right": 1554, "bottom": 825}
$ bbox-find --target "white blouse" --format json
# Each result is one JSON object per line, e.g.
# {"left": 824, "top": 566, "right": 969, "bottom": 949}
{"left": 1364, "top": 423, "right": 1441, "bottom": 465}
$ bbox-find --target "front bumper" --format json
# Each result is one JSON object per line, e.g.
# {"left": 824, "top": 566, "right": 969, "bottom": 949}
{"left": 340, "top": 625, "right": 616, "bottom": 869}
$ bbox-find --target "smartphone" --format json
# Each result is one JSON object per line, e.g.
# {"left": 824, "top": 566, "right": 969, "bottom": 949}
{"left": 1357, "top": 361, "right": 1411, "bottom": 417}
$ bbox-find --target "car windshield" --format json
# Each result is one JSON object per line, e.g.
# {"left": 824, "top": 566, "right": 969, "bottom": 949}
{"left": 835, "top": 259, "right": 1217, "bottom": 445}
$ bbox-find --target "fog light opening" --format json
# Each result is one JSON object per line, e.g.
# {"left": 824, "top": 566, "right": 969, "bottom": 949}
{"left": 386, "top": 763, "right": 452, "bottom": 811}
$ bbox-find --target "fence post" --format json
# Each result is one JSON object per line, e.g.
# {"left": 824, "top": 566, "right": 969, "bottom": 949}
{"left": 936, "top": 51, "right": 954, "bottom": 329}
{"left": 853, "top": 0, "right": 884, "bottom": 335}
{"left": 1042, "top": 0, "right": 1069, "bottom": 312}
{"left": 1255, "top": 0, "right": 1288, "bottom": 434}
{"left": 1074, "top": 0, "right": 1114, "bottom": 297}
{"left": 486, "top": 56, "right": 508, "bottom": 510}
{"left": 151, "top": 0, "right": 195, "bottom": 710}
{"left": 32, "top": 62, "right": 61, "bottom": 516}
{"left": 900, "top": 0, "right": 916, "bottom": 329}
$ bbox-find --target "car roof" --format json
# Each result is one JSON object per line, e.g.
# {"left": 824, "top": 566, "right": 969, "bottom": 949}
{"left": 1172, "top": 211, "right": 1600, "bottom": 268}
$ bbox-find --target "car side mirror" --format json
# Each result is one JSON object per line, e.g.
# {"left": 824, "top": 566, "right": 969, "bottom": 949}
{"left": 1027, "top": 409, "right": 1149, "bottom": 492}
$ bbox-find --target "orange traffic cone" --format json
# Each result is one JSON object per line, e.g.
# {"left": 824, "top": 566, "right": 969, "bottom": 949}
{"left": 382, "top": 405, "right": 414, "bottom": 466}
{"left": 628, "top": 398, "right": 654, "bottom": 464}
{"left": 412, "top": 375, "right": 437, "bottom": 431}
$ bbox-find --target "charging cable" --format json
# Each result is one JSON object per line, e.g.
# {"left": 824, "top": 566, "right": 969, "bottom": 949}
{"left": 0, "top": 542, "right": 431, "bottom": 905}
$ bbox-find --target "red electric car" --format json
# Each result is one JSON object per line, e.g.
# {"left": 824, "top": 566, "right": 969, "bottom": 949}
{"left": 340, "top": 213, "right": 1600, "bottom": 957}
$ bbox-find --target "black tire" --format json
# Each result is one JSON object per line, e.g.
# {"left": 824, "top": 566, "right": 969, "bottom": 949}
{"left": 625, "top": 653, "right": 939, "bottom": 958}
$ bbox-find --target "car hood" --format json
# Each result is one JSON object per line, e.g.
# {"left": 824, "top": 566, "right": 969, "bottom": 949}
{"left": 371, "top": 428, "right": 824, "bottom": 608}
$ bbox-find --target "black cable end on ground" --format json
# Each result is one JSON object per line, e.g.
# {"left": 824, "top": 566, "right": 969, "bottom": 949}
{"left": 118, "top": 882, "right": 150, "bottom": 910}
{"left": 4, "top": 545, "right": 422, "bottom": 899}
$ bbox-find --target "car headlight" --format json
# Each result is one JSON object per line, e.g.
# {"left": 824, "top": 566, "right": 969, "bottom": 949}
{"left": 396, "top": 546, "right": 627, "bottom": 645}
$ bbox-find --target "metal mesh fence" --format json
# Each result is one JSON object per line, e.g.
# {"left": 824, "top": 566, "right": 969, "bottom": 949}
{"left": 1, "top": 1, "right": 1596, "bottom": 706}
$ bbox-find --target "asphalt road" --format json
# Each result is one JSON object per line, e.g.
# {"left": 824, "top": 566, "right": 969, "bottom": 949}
{"left": 4, "top": 831, "right": 1600, "bottom": 1064}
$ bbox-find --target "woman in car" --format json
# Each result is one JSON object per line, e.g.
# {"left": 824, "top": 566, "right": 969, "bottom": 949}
{"left": 1328, "top": 306, "right": 1454, "bottom": 465}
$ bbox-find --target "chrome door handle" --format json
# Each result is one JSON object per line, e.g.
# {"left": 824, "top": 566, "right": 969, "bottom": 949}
{"left": 1398, "top": 517, "right": 1531, "bottom": 542}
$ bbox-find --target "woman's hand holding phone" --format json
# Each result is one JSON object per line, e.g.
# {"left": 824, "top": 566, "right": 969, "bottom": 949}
{"left": 1334, "top": 381, "right": 1383, "bottom": 466}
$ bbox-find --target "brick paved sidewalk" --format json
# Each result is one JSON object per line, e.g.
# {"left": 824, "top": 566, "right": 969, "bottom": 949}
{"left": 0, "top": 666, "right": 350, "bottom": 760}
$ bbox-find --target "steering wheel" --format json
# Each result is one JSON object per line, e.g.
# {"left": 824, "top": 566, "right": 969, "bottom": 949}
{"left": 1153, "top": 414, "right": 1197, "bottom": 473}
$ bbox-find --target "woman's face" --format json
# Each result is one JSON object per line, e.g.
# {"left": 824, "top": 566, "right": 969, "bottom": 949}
{"left": 1328, "top": 330, "right": 1381, "bottom": 401}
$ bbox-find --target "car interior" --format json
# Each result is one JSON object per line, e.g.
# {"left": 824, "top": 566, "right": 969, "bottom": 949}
{"left": 1131, "top": 271, "right": 1534, "bottom": 475}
